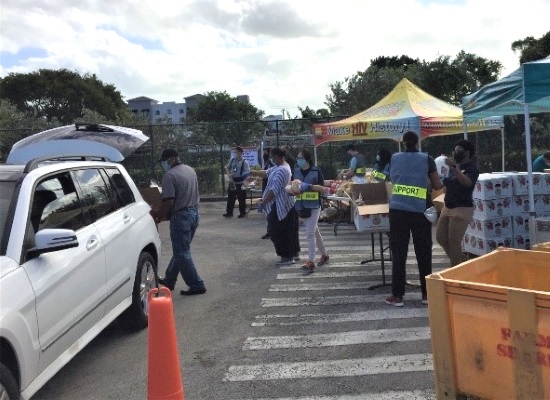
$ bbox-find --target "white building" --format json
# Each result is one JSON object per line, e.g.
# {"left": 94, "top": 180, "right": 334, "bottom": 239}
{"left": 127, "top": 93, "right": 251, "bottom": 124}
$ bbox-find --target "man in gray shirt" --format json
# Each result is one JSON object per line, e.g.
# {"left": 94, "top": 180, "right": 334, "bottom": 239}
{"left": 153, "top": 148, "right": 206, "bottom": 295}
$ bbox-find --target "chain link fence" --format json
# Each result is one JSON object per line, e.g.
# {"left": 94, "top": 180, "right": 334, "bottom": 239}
{"left": 1, "top": 114, "right": 548, "bottom": 197}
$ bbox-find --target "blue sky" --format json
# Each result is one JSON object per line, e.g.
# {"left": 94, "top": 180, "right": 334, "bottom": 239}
{"left": 1, "top": 0, "right": 549, "bottom": 116}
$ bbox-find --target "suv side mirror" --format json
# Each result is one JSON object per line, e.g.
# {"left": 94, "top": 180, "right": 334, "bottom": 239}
{"left": 29, "top": 229, "right": 79, "bottom": 258}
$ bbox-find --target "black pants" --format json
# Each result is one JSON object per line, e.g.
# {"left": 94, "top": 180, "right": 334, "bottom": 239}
{"left": 268, "top": 205, "right": 297, "bottom": 258}
{"left": 389, "top": 209, "right": 432, "bottom": 297}
{"left": 226, "top": 185, "right": 247, "bottom": 215}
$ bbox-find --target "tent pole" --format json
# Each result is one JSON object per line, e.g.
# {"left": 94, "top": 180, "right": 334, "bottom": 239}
{"left": 462, "top": 120, "right": 468, "bottom": 139}
{"left": 314, "top": 145, "right": 318, "bottom": 165}
{"left": 501, "top": 127, "right": 505, "bottom": 172}
{"left": 523, "top": 103, "right": 536, "bottom": 246}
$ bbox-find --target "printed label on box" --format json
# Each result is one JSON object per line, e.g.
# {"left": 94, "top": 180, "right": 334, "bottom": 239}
{"left": 472, "top": 174, "right": 512, "bottom": 200}
{"left": 473, "top": 197, "right": 513, "bottom": 219}
{"left": 509, "top": 172, "right": 543, "bottom": 195}
{"left": 513, "top": 233, "right": 531, "bottom": 250}
{"left": 462, "top": 233, "right": 513, "bottom": 256}
{"left": 353, "top": 209, "right": 389, "bottom": 232}
{"left": 466, "top": 216, "right": 512, "bottom": 239}
{"left": 512, "top": 214, "right": 530, "bottom": 235}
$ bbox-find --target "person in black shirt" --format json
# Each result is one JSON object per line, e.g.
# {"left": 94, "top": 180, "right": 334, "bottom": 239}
{"left": 436, "top": 139, "right": 479, "bottom": 266}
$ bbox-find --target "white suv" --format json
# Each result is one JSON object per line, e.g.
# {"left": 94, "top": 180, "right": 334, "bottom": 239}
{"left": 0, "top": 125, "right": 162, "bottom": 400}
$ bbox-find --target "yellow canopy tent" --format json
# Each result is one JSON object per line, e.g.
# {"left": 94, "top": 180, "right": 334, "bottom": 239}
{"left": 313, "top": 78, "right": 502, "bottom": 147}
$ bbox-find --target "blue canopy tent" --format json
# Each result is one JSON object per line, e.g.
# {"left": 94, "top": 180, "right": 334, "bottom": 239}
{"left": 462, "top": 56, "right": 550, "bottom": 245}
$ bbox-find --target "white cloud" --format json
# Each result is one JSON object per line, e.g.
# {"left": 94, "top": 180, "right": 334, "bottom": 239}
{"left": 1, "top": 0, "right": 549, "bottom": 116}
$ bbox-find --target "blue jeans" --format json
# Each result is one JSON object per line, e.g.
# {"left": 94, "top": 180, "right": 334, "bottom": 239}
{"left": 164, "top": 208, "right": 205, "bottom": 290}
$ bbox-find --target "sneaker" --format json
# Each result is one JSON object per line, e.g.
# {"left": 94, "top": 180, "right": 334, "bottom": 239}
{"left": 301, "top": 261, "right": 315, "bottom": 273}
{"left": 293, "top": 254, "right": 301, "bottom": 261}
{"left": 275, "top": 257, "right": 295, "bottom": 266}
{"left": 317, "top": 254, "right": 329, "bottom": 266}
{"left": 223, "top": 213, "right": 233, "bottom": 218}
{"left": 422, "top": 294, "right": 428, "bottom": 305}
{"left": 385, "top": 295, "right": 404, "bottom": 307}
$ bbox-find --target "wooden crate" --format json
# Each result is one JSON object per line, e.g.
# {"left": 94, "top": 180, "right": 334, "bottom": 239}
{"left": 427, "top": 247, "right": 550, "bottom": 399}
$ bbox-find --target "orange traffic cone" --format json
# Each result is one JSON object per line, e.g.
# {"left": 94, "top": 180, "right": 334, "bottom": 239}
{"left": 147, "top": 287, "right": 184, "bottom": 400}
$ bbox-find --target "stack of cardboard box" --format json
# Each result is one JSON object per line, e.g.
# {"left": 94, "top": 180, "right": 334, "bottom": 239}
{"left": 462, "top": 172, "right": 550, "bottom": 254}
{"left": 462, "top": 174, "right": 514, "bottom": 255}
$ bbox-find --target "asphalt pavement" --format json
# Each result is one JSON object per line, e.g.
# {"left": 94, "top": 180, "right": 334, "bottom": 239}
{"left": 34, "top": 200, "right": 445, "bottom": 400}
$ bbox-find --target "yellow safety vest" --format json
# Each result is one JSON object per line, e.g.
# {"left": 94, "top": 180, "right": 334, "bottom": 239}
{"left": 295, "top": 191, "right": 320, "bottom": 200}
{"left": 392, "top": 184, "right": 427, "bottom": 199}
{"left": 371, "top": 170, "right": 387, "bottom": 181}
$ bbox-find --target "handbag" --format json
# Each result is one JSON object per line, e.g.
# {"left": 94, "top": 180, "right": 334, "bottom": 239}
{"left": 299, "top": 208, "right": 312, "bottom": 218}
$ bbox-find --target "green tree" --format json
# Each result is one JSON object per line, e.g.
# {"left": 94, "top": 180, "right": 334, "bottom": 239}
{"left": 324, "top": 52, "right": 502, "bottom": 114}
{"left": 0, "top": 100, "right": 58, "bottom": 160}
{"left": 185, "top": 91, "right": 264, "bottom": 145}
{"left": 0, "top": 69, "right": 132, "bottom": 124}
{"left": 512, "top": 31, "right": 550, "bottom": 64}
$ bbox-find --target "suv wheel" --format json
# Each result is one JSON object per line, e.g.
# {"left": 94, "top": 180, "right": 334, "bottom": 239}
{"left": 120, "top": 251, "right": 157, "bottom": 331}
{"left": 0, "top": 362, "right": 18, "bottom": 400}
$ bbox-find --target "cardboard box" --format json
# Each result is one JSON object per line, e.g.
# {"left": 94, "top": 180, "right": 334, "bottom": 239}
{"left": 538, "top": 194, "right": 550, "bottom": 214}
{"left": 426, "top": 248, "right": 550, "bottom": 400}
{"left": 473, "top": 197, "right": 513, "bottom": 219}
{"left": 462, "top": 232, "right": 512, "bottom": 256}
{"left": 511, "top": 194, "right": 540, "bottom": 214}
{"left": 513, "top": 233, "right": 531, "bottom": 250}
{"left": 350, "top": 182, "right": 389, "bottom": 203}
{"left": 466, "top": 216, "right": 512, "bottom": 239}
{"left": 512, "top": 214, "right": 530, "bottom": 235}
{"left": 354, "top": 204, "right": 390, "bottom": 232}
{"left": 508, "top": 172, "right": 543, "bottom": 195}
{"left": 139, "top": 186, "right": 162, "bottom": 212}
{"left": 472, "top": 173, "right": 512, "bottom": 200}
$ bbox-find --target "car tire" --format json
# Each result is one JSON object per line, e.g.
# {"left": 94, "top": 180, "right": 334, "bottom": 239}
{"left": 120, "top": 251, "right": 157, "bottom": 331}
{"left": 0, "top": 362, "right": 19, "bottom": 400}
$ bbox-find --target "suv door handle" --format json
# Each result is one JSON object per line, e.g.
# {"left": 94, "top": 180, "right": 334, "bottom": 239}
{"left": 86, "top": 236, "right": 99, "bottom": 251}
{"left": 122, "top": 213, "right": 131, "bottom": 223}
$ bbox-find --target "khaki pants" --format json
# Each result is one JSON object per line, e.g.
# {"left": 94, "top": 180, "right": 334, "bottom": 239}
{"left": 436, "top": 206, "right": 474, "bottom": 267}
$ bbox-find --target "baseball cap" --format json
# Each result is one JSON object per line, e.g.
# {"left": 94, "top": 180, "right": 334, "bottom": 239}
{"left": 158, "top": 148, "right": 178, "bottom": 162}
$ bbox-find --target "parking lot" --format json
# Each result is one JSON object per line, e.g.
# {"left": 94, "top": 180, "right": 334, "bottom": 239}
{"left": 34, "top": 200, "right": 443, "bottom": 399}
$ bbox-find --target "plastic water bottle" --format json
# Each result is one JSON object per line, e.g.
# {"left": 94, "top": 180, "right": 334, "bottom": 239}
{"left": 435, "top": 154, "right": 449, "bottom": 178}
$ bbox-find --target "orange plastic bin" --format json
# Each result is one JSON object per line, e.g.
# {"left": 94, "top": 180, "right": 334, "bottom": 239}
{"left": 426, "top": 247, "right": 550, "bottom": 399}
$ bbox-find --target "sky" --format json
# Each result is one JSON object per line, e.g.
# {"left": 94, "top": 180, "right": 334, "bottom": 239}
{"left": 1, "top": 0, "right": 549, "bottom": 117}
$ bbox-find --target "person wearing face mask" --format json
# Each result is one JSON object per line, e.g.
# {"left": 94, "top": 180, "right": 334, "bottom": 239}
{"left": 153, "top": 148, "right": 206, "bottom": 296}
{"left": 371, "top": 147, "right": 392, "bottom": 182}
{"left": 293, "top": 149, "right": 329, "bottom": 273}
{"left": 250, "top": 147, "right": 297, "bottom": 265}
{"left": 337, "top": 144, "right": 367, "bottom": 182}
{"left": 223, "top": 146, "right": 251, "bottom": 218}
{"left": 436, "top": 139, "right": 479, "bottom": 267}
{"left": 260, "top": 147, "right": 275, "bottom": 239}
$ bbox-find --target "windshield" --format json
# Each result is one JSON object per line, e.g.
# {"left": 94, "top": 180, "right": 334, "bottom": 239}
{"left": 0, "top": 181, "right": 16, "bottom": 254}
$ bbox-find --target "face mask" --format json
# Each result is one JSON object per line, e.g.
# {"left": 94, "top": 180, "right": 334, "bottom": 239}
{"left": 376, "top": 155, "right": 381, "bottom": 162}
{"left": 453, "top": 151, "right": 466, "bottom": 164}
{"left": 161, "top": 160, "right": 171, "bottom": 171}
{"left": 297, "top": 159, "right": 307, "bottom": 169}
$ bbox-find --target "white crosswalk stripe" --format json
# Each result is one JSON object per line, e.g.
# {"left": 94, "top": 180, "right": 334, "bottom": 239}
{"left": 243, "top": 327, "right": 431, "bottom": 350}
{"left": 225, "top": 223, "right": 446, "bottom": 399}
{"left": 252, "top": 308, "right": 428, "bottom": 327}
